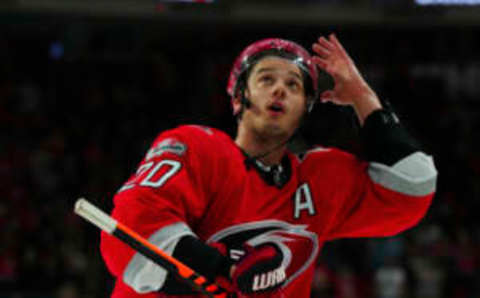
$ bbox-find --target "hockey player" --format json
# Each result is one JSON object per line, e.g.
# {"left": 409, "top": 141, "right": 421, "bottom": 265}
{"left": 100, "top": 34, "right": 437, "bottom": 297}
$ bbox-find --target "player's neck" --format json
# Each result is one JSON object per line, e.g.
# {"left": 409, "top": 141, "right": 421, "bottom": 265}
{"left": 235, "top": 126, "right": 286, "bottom": 166}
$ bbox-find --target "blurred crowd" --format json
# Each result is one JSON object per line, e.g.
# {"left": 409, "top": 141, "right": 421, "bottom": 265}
{"left": 1, "top": 20, "right": 479, "bottom": 298}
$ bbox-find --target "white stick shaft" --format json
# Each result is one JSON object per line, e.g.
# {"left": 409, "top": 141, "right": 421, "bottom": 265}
{"left": 74, "top": 198, "right": 117, "bottom": 234}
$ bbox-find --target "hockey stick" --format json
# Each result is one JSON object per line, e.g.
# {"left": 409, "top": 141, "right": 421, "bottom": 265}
{"left": 74, "top": 198, "right": 227, "bottom": 298}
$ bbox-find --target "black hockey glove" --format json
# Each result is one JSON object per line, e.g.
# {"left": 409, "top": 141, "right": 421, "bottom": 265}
{"left": 231, "top": 243, "right": 286, "bottom": 295}
{"left": 160, "top": 236, "right": 233, "bottom": 294}
{"left": 161, "top": 237, "right": 286, "bottom": 295}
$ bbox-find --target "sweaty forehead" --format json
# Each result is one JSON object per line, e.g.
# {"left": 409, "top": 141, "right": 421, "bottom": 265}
{"left": 250, "top": 56, "right": 303, "bottom": 78}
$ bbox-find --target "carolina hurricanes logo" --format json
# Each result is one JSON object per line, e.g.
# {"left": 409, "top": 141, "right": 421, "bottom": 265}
{"left": 206, "top": 220, "right": 319, "bottom": 287}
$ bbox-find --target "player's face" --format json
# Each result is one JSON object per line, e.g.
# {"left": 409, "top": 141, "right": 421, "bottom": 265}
{"left": 239, "top": 56, "right": 307, "bottom": 140}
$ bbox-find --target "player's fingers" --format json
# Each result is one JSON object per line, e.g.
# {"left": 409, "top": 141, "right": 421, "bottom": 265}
{"left": 311, "top": 56, "right": 328, "bottom": 71}
{"left": 317, "top": 36, "right": 336, "bottom": 51}
{"left": 312, "top": 43, "right": 331, "bottom": 58}
{"left": 329, "top": 34, "right": 348, "bottom": 55}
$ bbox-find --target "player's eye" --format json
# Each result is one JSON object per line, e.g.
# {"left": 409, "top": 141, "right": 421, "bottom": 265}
{"left": 286, "top": 79, "right": 302, "bottom": 91}
{"left": 259, "top": 75, "right": 274, "bottom": 85}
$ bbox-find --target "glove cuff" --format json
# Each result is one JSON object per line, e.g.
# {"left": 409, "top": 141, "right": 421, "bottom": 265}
{"left": 361, "top": 107, "right": 421, "bottom": 166}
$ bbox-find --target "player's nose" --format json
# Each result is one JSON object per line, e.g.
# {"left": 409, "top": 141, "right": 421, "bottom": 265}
{"left": 272, "top": 82, "right": 287, "bottom": 100}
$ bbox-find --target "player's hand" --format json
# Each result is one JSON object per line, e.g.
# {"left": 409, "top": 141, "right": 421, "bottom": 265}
{"left": 311, "top": 33, "right": 378, "bottom": 106}
{"left": 230, "top": 243, "right": 286, "bottom": 295}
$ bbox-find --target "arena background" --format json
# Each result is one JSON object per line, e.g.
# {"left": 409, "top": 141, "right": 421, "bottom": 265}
{"left": 1, "top": 0, "right": 480, "bottom": 297}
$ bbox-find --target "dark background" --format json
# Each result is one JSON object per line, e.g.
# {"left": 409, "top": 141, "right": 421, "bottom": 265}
{"left": 1, "top": 0, "right": 480, "bottom": 297}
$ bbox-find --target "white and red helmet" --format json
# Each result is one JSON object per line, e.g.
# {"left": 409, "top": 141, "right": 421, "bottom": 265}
{"left": 227, "top": 38, "right": 319, "bottom": 112}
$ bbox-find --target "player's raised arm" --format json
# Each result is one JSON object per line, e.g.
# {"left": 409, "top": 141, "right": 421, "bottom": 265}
{"left": 311, "top": 33, "right": 382, "bottom": 125}
{"left": 306, "top": 34, "right": 438, "bottom": 240}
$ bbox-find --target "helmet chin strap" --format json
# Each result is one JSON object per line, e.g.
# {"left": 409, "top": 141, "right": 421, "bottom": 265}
{"left": 240, "top": 94, "right": 252, "bottom": 109}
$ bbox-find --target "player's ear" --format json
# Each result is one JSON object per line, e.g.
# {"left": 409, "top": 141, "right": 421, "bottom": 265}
{"left": 232, "top": 96, "right": 242, "bottom": 116}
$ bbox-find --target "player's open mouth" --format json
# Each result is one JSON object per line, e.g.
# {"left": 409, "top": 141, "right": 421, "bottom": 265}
{"left": 267, "top": 102, "right": 285, "bottom": 115}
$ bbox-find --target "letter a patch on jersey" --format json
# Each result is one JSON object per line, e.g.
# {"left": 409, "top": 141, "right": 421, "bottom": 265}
{"left": 293, "top": 183, "right": 316, "bottom": 219}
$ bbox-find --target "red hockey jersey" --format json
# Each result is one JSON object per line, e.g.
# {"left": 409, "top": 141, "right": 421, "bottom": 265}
{"left": 100, "top": 125, "right": 436, "bottom": 298}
